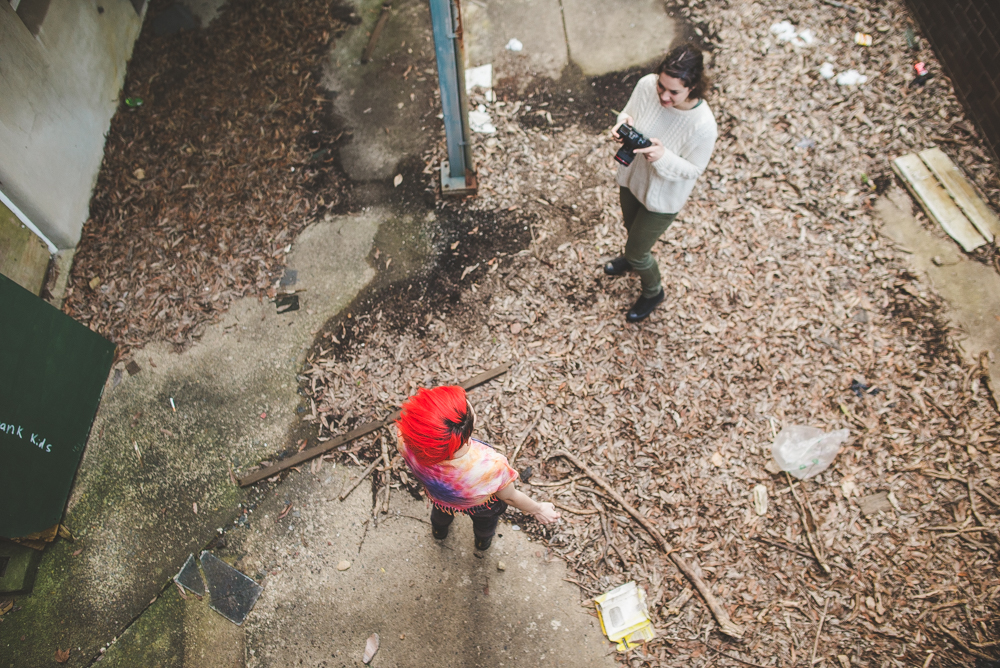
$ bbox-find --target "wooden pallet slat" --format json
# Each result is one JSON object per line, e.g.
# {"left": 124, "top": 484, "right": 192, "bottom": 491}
{"left": 237, "top": 362, "right": 513, "bottom": 486}
{"left": 919, "top": 147, "right": 1000, "bottom": 244}
{"left": 892, "top": 153, "right": 987, "bottom": 252}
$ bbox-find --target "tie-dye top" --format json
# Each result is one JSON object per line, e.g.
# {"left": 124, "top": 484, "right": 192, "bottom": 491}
{"left": 398, "top": 436, "right": 518, "bottom": 512}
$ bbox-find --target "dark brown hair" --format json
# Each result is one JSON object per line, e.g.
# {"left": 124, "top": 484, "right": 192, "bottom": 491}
{"left": 657, "top": 43, "right": 710, "bottom": 100}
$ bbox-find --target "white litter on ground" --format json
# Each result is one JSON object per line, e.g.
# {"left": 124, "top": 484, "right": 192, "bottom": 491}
{"left": 465, "top": 63, "right": 495, "bottom": 103}
{"left": 836, "top": 69, "right": 868, "bottom": 86}
{"left": 769, "top": 20, "right": 815, "bottom": 47}
{"left": 504, "top": 38, "right": 523, "bottom": 52}
{"left": 469, "top": 105, "right": 496, "bottom": 134}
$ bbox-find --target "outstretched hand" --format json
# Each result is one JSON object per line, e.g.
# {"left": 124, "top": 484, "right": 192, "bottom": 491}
{"left": 533, "top": 502, "right": 561, "bottom": 524}
{"left": 633, "top": 137, "right": 665, "bottom": 162}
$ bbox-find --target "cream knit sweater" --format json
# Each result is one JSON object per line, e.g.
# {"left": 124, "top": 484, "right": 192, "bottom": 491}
{"left": 615, "top": 73, "right": 718, "bottom": 214}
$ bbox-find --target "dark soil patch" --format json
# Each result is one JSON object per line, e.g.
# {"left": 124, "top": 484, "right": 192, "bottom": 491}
{"left": 887, "top": 271, "right": 960, "bottom": 368}
{"left": 310, "top": 203, "right": 533, "bottom": 361}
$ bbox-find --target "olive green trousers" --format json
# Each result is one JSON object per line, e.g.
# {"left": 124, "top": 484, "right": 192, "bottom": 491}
{"left": 620, "top": 187, "right": 677, "bottom": 298}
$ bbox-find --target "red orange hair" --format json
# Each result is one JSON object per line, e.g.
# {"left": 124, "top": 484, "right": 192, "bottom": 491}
{"left": 397, "top": 386, "right": 473, "bottom": 466}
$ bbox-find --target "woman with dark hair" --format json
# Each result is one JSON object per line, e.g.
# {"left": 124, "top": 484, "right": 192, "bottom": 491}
{"left": 605, "top": 43, "right": 718, "bottom": 322}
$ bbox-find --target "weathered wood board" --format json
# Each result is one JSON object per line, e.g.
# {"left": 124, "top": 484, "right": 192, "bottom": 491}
{"left": 0, "top": 200, "right": 49, "bottom": 295}
{"left": 892, "top": 153, "right": 987, "bottom": 252}
{"left": 919, "top": 147, "right": 1000, "bottom": 244}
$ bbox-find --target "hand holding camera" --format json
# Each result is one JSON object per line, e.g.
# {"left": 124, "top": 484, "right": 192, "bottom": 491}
{"left": 614, "top": 123, "right": 658, "bottom": 166}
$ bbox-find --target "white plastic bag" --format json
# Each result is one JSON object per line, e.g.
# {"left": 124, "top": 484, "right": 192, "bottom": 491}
{"left": 770, "top": 425, "right": 848, "bottom": 479}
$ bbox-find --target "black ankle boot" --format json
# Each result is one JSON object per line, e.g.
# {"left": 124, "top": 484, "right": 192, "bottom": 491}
{"left": 626, "top": 289, "right": 665, "bottom": 322}
{"left": 432, "top": 524, "right": 449, "bottom": 540}
{"left": 603, "top": 256, "right": 631, "bottom": 276}
{"left": 474, "top": 535, "right": 493, "bottom": 551}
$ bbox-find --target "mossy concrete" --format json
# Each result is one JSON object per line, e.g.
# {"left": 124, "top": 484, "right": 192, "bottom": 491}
{"left": 0, "top": 212, "right": 382, "bottom": 668}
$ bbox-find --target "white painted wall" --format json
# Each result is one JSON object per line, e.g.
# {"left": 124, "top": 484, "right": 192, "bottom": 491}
{"left": 0, "top": 1, "right": 144, "bottom": 249}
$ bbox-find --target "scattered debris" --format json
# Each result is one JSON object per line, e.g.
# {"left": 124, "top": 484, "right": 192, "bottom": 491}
{"left": 469, "top": 106, "right": 497, "bottom": 134}
{"left": 858, "top": 491, "right": 893, "bottom": 516}
{"left": 593, "top": 581, "right": 655, "bottom": 651}
{"left": 362, "top": 632, "right": 380, "bottom": 664}
{"left": 770, "top": 20, "right": 815, "bottom": 47}
{"left": 771, "top": 425, "right": 849, "bottom": 479}
{"left": 199, "top": 551, "right": 263, "bottom": 625}
{"left": 836, "top": 69, "right": 868, "bottom": 86}
{"left": 504, "top": 38, "right": 522, "bottom": 52}
{"left": 174, "top": 553, "right": 206, "bottom": 597}
{"left": 337, "top": 560, "right": 351, "bottom": 571}
{"left": 497, "top": 561, "right": 506, "bottom": 571}
{"left": 752, "top": 484, "right": 768, "bottom": 516}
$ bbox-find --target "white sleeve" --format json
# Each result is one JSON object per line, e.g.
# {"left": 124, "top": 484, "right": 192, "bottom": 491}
{"left": 650, "top": 127, "right": 717, "bottom": 181}
{"left": 618, "top": 76, "right": 652, "bottom": 125}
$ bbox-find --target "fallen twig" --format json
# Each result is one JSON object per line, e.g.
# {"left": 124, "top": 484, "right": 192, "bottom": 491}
{"left": 810, "top": 598, "right": 829, "bottom": 665}
{"left": 938, "top": 624, "right": 996, "bottom": 661}
{"left": 551, "top": 449, "right": 744, "bottom": 639}
{"left": 553, "top": 501, "right": 599, "bottom": 515}
{"left": 339, "top": 459, "right": 382, "bottom": 501}
{"left": 381, "top": 436, "right": 392, "bottom": 514}
{"left": 917, "top": 599, "right": 968, "bottom": 622}
{"left": 509, "top": 408, "right": 542, "bottom": 466}
{"left": 785, "top": 473, "right": 832, "bottom": 575}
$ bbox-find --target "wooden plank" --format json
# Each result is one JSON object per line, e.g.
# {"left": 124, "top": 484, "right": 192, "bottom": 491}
{"left": 892, "top": 153, "right": 986, "bottom": 253}
{"left": 238, "top": 362, "right": 513, "bottom": 486}
{"left": 919, "top": 147, "right": 1000, "bottom": 243}
{"left": 0, "top": 199, "right": 49, "bottom": 295}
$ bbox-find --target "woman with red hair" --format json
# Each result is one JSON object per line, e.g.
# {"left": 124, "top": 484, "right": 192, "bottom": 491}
{"left": 397, "top": 386, "right": 559, "bottom": 550}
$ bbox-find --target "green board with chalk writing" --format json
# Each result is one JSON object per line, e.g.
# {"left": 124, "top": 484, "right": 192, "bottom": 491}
{"left": 0, "top": 273, "right": 115, "bottom": 538}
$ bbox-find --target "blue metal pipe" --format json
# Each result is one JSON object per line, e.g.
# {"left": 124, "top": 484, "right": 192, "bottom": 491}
{"left": 428, "top": 0, "right": 471, "bottom": 181}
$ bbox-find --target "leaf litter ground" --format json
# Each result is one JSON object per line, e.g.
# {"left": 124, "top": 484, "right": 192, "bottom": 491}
{"left": 63, "top": 0, "right": 1000, "bottom": 665}
{"left": 293, "top": 1, "right": 1000, "bottom": 666}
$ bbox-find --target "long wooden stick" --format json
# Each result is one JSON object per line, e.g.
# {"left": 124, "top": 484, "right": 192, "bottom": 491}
{"left": 550, "top": 450, "right": 744, "bottom": 639}
{"left": 361, "top": 1, "right": 392, "bottom": 64}
{"left": 238, "top": 362, "right": 512, "bottom": 486}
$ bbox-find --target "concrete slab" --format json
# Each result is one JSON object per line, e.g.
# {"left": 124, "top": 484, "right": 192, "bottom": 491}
{"left": 463, "top": 0, "right": 569, "bottom": 81}
{"left": 0, "top": 211, "right": 383, "bottom": 668}
{"left": 324, "top": 0, "right": 441, "bottom": 181}
{"left": 97, "top": 464, "right": 617, "bottom": 668}
{"left": 235, "top": 464, "right": 616, "bottom": 668}
{"left": 462, "top": 0, "right": 675, "bottom": 91}
{"left": 561, "top": 0, "right": 676, "bottom": 76}
{"left": 875, "top": 187, "right": 1000, "bottom": 398}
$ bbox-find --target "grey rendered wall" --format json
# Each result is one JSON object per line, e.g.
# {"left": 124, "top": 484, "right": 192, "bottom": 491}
{"left": 0, "top": 1, "right": 144, "bottom": 250}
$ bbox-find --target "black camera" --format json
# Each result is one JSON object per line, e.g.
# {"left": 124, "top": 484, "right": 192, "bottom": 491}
{"left": 614, "top": 123, "right": 652, "bottom": 166}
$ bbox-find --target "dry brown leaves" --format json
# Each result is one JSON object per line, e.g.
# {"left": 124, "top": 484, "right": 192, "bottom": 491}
{"left": 62, "top": 0, "right": 351, "bottom": 353}
{"left": 298, "top": 0, "right": 999, "bottom": 665}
